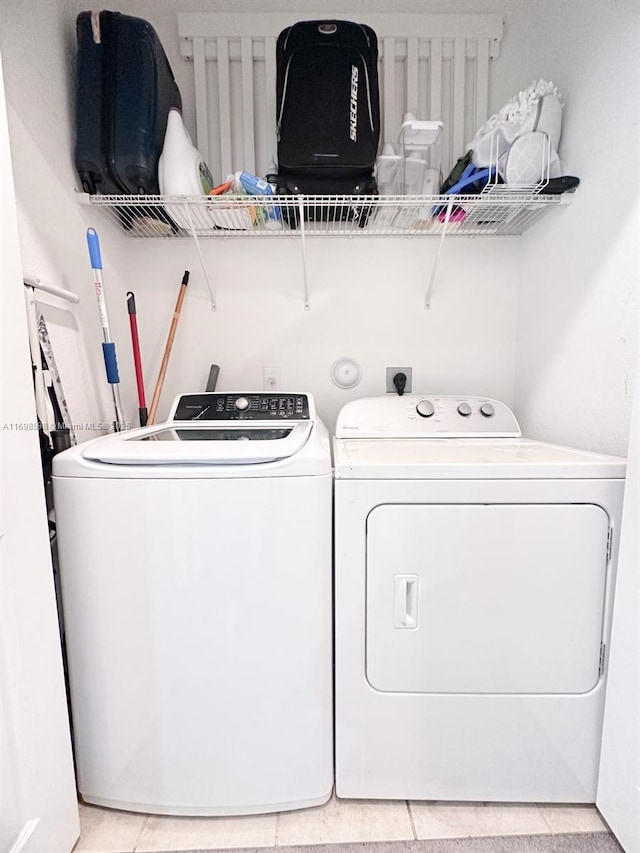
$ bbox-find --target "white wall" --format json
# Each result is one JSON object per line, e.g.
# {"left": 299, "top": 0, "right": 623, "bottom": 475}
{"left": 1, "top": 0, "right": 636, "bottom": 444}
{"left": 123, "top": 234, "right": 519, "bottom": 428}
{"left": 512, "top": 0, "right": 639, "bottom": 455}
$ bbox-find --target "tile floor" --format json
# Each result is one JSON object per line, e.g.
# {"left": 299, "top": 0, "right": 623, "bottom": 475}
{"left": 74, "top": 795, "right": 610, "bottom": 852}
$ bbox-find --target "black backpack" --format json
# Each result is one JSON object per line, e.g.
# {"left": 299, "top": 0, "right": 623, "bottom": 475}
{"left": 275, "top": 19, "right": 380, "bottom": 218}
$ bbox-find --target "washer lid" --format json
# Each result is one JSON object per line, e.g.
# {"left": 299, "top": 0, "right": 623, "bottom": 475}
{"left": 82, "top": 421, "right": 314, "bottom": 465}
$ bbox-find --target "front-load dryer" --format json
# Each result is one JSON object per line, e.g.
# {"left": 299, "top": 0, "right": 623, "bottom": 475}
{"left": 53, "top": 393, "right": 333, "bottom": 816}
{"left": 333, "top": 395, "right": 626, "bottom": 803}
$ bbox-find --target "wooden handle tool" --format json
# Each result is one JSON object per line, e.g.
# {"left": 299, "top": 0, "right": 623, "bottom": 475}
{"left": 147, "top": 271, "right": 189, "bottom": 425}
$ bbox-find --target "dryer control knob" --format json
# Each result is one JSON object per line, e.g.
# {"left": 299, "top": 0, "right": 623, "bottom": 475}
{"left": 235, "top": 396, "right": 250, "bottom": 411}
{"left": 480, "top": 402, "right": 495, "bottom": 418}
{"left": 416, "top": 399, "right": 435, "bottom": 418}
{"left": 457, "top": 402, "right": 472, "bottom": 417}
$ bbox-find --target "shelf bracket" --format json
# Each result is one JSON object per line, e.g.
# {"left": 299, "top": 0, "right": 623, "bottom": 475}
{"left": 184, "top": 204, "right": 217, "bottom": 311}
{"left": 298, "top": 196, "right": 310, "bottom": 310}
{"left": 425, "top": 196, "right": 454, "bottom": 309}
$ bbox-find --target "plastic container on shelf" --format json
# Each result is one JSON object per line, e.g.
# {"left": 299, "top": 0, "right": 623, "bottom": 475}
{"left": 402, "top": 152, "right": 440, "bottom": 195}
{"left": 398, "top": 114, "right": 443, "bottom": 203}
{"left": 375, "top": 143, "right": 403, "bottom": 195}
{"left": 402, "top": 152, "right": 427, "bottom": 194}
{"left": 399, "top": 114, "right": 443, "bottom": 151}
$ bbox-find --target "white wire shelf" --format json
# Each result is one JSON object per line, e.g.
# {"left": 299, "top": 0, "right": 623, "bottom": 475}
{"left": 79, "top": 188, "right": 573, "bottom": 311}
{"left": 80, "top": 189, "right": 570, "bottom": 239}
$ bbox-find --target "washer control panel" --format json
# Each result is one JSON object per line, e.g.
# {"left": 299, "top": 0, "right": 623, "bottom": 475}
{"left": 335, "top": 395, "right": 520, "bottom": 438}
{"left": 170, "top": 393, "right": 312, "bottom": 421}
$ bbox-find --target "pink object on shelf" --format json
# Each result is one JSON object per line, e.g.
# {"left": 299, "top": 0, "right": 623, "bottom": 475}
{"left": 438, "top": 207, "right": 467, "bottom": 223}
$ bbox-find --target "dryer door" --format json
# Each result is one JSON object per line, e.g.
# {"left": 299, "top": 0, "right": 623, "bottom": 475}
{"left": 366, "top": 503, "right": 609, "bottom": 694}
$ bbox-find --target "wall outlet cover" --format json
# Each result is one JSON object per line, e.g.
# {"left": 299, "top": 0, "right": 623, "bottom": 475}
{"left": 386, "top": 367, "right": 413, "bottom": 393}
{"left": 263, "top": 366, "right": 281, "bottom": 391}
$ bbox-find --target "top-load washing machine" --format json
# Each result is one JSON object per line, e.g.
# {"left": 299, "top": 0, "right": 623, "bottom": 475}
{"left": 333, "top": 395, "right": 626, "bottom": 803}
{"left": 53, "top": 392, "right": 333, "bottom": 816}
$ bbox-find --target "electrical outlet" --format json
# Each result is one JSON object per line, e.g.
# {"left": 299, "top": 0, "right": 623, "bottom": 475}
{"left": 263, "top": 366, "right": 281, "bottom": 391}
{"left": 386, "top": 367, "right": 412, "bottom": 394}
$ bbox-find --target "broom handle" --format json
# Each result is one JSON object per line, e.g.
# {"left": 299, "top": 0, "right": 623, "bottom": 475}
{"left": 147, "top": 271, "right": 189, "bottom": 425}
{"left": 127, "top": 292, "right": 148, "bottom": 427}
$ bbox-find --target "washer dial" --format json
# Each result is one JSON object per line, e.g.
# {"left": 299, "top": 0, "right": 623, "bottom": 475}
{"left": 416, "top": 399, "right": 435, "bottom": 418}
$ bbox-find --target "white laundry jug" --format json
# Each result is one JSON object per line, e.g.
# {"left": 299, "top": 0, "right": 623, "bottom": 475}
{"left": 158, "top": 109, "right": 216, "bottom": 230}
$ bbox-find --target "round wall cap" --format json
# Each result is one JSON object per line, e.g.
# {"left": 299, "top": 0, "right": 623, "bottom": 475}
{"left": 331, "top": 357, "right": 362, "bottom": 389}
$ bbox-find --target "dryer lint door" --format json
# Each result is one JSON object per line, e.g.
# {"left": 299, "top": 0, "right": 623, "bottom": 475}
{"left": 366, "top": 503, "right": 609, "bottom": 694}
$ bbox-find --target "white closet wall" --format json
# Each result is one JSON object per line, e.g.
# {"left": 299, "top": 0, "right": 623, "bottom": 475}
{"left": 0, "top": 47, "right": 80, "bottom": 853}
{"left": 513, "top": 0, "right": 639, "bottom": 455}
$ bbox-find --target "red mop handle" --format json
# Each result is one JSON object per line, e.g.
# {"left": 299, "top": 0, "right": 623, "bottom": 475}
{"left": 126, "top": 292, "right": 148, "bottom": 426}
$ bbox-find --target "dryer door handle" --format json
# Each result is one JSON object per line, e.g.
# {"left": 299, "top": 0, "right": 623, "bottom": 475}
{"left": 394, "top": 575, "right": 418, "bottom": 629}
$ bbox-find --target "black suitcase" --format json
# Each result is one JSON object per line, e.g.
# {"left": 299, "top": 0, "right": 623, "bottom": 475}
{"left": 275, "top": 19, "right": 380, "bottom": 225}
{"left": 74, "top": 10, "right": 182, "bottom": 197}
